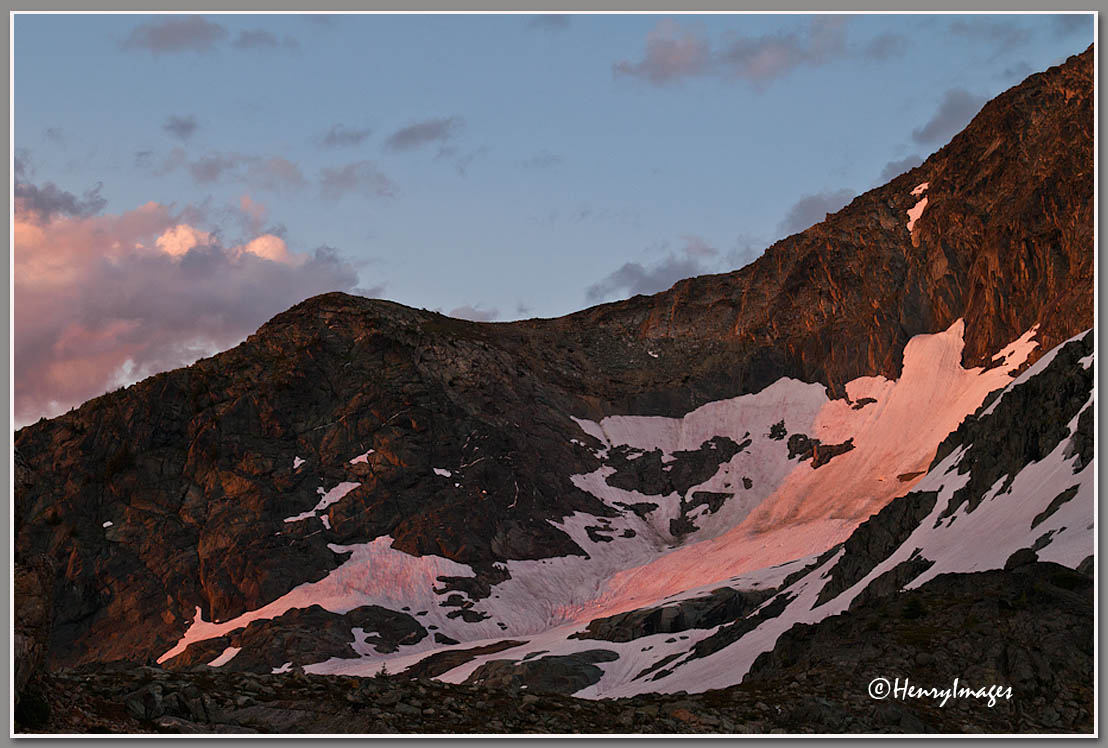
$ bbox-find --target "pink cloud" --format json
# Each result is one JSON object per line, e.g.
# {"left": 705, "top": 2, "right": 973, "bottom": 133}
{"left": 14, "top": 195, "right": 362, "bottom": 427}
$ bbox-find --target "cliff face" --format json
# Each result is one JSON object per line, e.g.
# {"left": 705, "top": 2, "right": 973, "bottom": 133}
{"left": 13, "top": 47, "right": 1094, "bottom": 676}
{"left": 556, "top": 46, "right": 1092, "bottom": 401}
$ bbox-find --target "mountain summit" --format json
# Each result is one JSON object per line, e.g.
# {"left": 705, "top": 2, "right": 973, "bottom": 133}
{"left": 14, "top": 47, "right": 1093, "bottom": 732}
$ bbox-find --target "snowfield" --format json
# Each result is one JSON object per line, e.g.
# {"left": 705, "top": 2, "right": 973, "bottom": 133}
{"left": 158, "top": 322, "right": 1093, "bottom": 699}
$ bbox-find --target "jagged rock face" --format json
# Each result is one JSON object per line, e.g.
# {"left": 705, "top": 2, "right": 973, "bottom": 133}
{"left": 551, "top": 46, "right": 1093, "bottom": 399}
{"left": 744, "top": 563, "right": 1093, "bottom": 733}
{"left": 12, "top": 47, "right": 1094, "bottom": 681}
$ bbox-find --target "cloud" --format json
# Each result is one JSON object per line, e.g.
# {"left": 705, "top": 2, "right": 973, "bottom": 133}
{"left": 529, "top": 14, "right": 571, "bottom": 31}
{"left": 1053, "top": 14, "right": 1091, "bottom": 37}
{"left": 320, "top": 160, "right": 396, "bottom": 200}
{"left": 384, "top": 116, "right": 463, "bottom": 151}
{"left": 122, "top": 16, "right": 228, "bottom": 54}
{"left": 447, "top": 304, "right": 499, "bottom": 322}
{"left": 585, "top": 235, "right": 719, "bottom": 303}
{"left": 318, "top": 123, "right": 373, "bottom": 148}
{"left": 14, "top": 180, "right": 107, "bottom": 223}
{"left": 879, "top": 154, "right": 924, "bottom": 183}
{"left": 14, "top": 186, "right": 364, "bottom": 425}
{"left": 863, "top": 31, "right": 907, "bottom": 61}
{"left": 231, "top": 29, "right": 300, "bottom": 51}
{"left": 446, "top": 146, "right": 489, "bottom": 177}
{"left": 777, "top": 188, "right": 854, "bottom": 236}
{"left": 614, "top": 16, "right": 851, "bottom": 87}
{"left": 998, "top": 61, "right": 1033, "bottom": 82}
{"left": 911, "top": 88, "right": 986, "bottom": 145}
{"left": 156, "top": 148, "right": 306, "bottom": 193}
{"left": 522, "top": 150, "right": 563, "bottom": 169}
{"left": 163, "top": 114, "right": 199, "bottom": 141}
{"left": 717, "top": 15, "right": 849, "bottom": 85}
{"left": 244, "top": 157, "right": 306, "bottom": 193}
{"left": 612, "top": 19, "right": 713, "bottom": 85}
{"left": 948, "top": 17, "right": 1031, "bottom": 51}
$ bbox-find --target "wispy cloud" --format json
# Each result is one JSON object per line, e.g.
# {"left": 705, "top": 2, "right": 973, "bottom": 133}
{"left": 586, "top": 235, "right": 719, "bottom": 303}
{"left": 163, "top": 114, "right": 199, "bottom": 141}
{"left": 318, "top": 123, "right": 374, "bottom": 148}
{"left": 155, "top": 148, "right": 306, "bottom": 193}
{"left": 529, "top": 14, "right": 571, "bottom": 32}
{"left": 948, "top": 17, "right": 1031, "bottom": 52}
{"left": 878, "top": 154, "right": 924, "bottom": 183}
{"left": 522, "top": 150, "right": 563, "bottom": 170}
{"left": 612, "top": 19, "right": 712, "bottom": 85}
{"left": 122, "top": 16, "right": 228, "bottom": 54}
{"left": 384, "top": 116, "right": 463, "bottom": 151}
{"left": 447, "top": 304, "right": 499, "bottom": 322}
{"left": 777, "top": 188, "right": 854, "bottom": 236}
{"left": 863, "top": 31, "right": 908, "bottom": 61}
{"left": 614, "top": 16, "right": 853, "bottom": 87}
{"left": 122, "top": 17, "right": 300, "bottom": 55}
{"left": 231, "top": 29, "right": 300, "bottom": 51}
{"left": 319, "top": 160, "right": 396, "bottom": 200}
{"left": 911, "top": 88, "right": 986, "bottom": 146}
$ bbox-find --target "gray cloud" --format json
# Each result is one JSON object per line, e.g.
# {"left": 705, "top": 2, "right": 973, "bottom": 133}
{"left": 879, "top": 154, "right": 924, "bottom": 183}
{"left": 319, "top": 123, "right": 373, "bottom": 148}
{"left": 863, "top": 31, "right": 907, "bottom": 61}
{"left": 585, "top": 235, "right": 719, "bottom": 303}
{"left": 14, "top": 180, "right": 106, "bottom": 223}
{"left": 448, "top": 304, "right": 499, "bottom": 322}
{"left": 998, "top": 61, "right": 1033, "bottom": 82}
{"left": 232, "top": 29, "right": 300, "bottom": 51}
{"left": 446, "top": 146, "right": 489, "bottom": 177}
{"left": 14, "top": 195, "right": 365, "bottom": 426}
{"left": 245, "top": 157, "right": 306, "bottom": 193}
{"left": 1053, "top": 14, "right": 1091, "bottom": 37}
{"left": 522, "top": 150, "right": 563, "bottom": 169}
{"left": 911, "top": 88, "right": 986, "bottom": 145}
{"left": 718, "top": 16, "right": 849, "bottom": 85}
{"left": 320, "top": 160, "right": 396, "bottom": 200}
{"left": 122, "top": 16, "right": 227, "bottom": 54}
{"left": 777, "top": 188, "right": 854, "bottom": 236}
{"left": 948, "top": 17, "right": 1031, "bottom": 51}
{"left": 612, "top": 19, "right": 712, "bottom": 85}
{"left": 529, "top": 14, "right": 571, "bottom": 31}
{"left": 163, "top": 114, "right": 199, "bottom": 141}
{"left": 384, "top": 116, "right": 463, "bottom": 151}
{"left": 614, "top": 16, "right": 852, "bottom": 87}
{"left": 156, "top": 149, "right": 306, "bottom": 193}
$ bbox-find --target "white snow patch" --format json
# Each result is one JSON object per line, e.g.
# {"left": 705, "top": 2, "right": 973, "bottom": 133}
{"left": 648, "top": 350, "right": 659, "bottom": 359}
{"left": 293, "top": 456, "right": 305, "bottom": 469}
{"left": 320, "top": 515, "right": 331, "bottom": 530}
{"left": 208, "top": 646, "right": 242, "bottom": 668}
{"left": 350, "top": 450, "right": 374, "bottom": 464}
{"left": 283, "top": 481, "right": 360, "bottom": 524}
{"left": 272, "top": 661, "right": 293, "bottom": 674}
{"left": 433, "top": 468, "right": 452, "bottom": 477}
{"left": 102, "top": 521, "right": 113, "bottom": 528}
{"left": 157, "top": 536, "right": 476, "bottom": 665}
{"left": 906, "top": 196, "right": 928, "bottom": 232}
{"left": 911, "top": 181, "right": 929, "bottom": 196}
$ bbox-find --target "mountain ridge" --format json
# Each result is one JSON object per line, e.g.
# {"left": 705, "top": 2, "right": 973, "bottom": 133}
{"left": 13, "top": 44, "right": 1095, "bottom": 726}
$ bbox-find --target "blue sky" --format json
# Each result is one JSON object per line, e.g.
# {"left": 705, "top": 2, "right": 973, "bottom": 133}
{"left": 12, "top": 12, "right": 1094, "bottom": 423}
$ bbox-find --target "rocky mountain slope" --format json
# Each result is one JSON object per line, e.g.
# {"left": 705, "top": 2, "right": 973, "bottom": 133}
{"left": 13, "top": 47, "right": 1094, "bottom": 733}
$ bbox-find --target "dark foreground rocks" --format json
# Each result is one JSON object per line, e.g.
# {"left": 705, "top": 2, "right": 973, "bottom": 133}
{"left": 15, "top": 563, "right": 1092, "bottom": 735}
